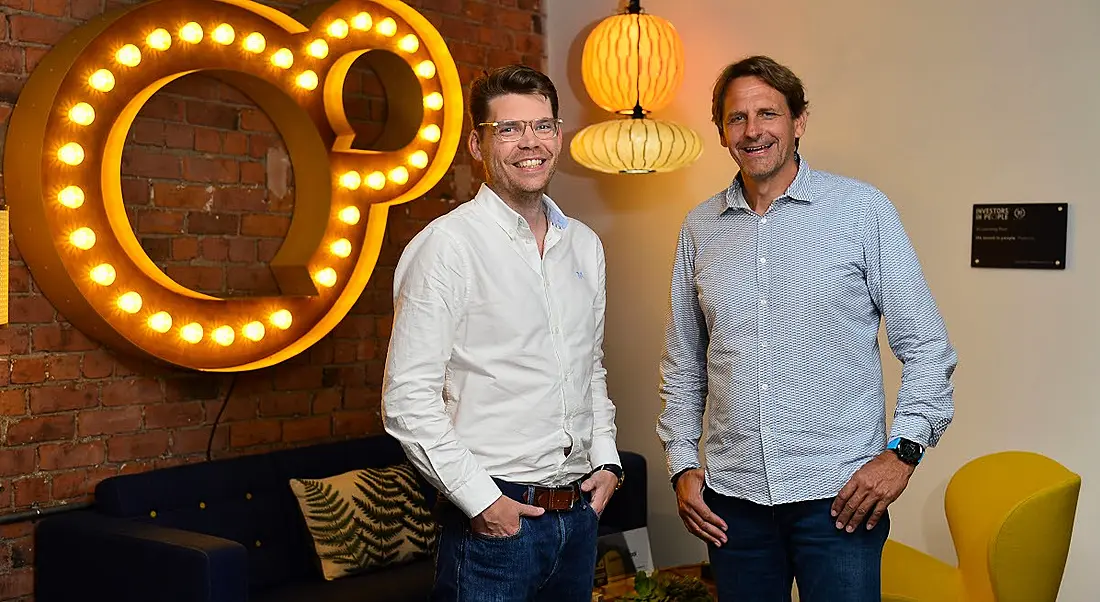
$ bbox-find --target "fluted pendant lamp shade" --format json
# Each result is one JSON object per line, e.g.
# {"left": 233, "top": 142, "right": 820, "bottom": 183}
{"left": 571, "top": 117, "right": 702, "bottom": 174}
{"left": 572, "top": 0, "right": 700, "bottom": 175}
{"left": 581, "top": 11, "right": 683, "bottom": 114}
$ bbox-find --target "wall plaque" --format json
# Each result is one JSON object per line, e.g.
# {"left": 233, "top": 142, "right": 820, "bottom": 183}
{"left": 971, "top": 203, "right": 1067, "bottom": 269}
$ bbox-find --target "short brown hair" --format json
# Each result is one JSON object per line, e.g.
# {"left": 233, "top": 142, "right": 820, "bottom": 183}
{"left": 710, "top": 55, "right": 808, "bottom": 133}
{"left": 468, "top": 65, "right": 559, "bottom": 129}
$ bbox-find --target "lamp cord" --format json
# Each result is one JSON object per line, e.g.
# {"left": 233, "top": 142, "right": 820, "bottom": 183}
{"left": 206, "top": 373, "right": 238, "bottom": 462}
{"left": 631, "top": 0, "right": 643, "bottom": 119}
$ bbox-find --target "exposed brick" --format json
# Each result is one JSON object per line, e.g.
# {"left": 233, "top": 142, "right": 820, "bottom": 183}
{"left": 31, "top": 324, "right": 97, "bottom": 352}
{"left": 239, "top": 214, "right": 289, "bottom": 237}
{"left": 0, "top": 448, "right": 36, "bottom": 478}
{"left": 0, "top": 567, "right": 33, "bottom": 598}
{"left": 45, "top": 353, "right": 82, "bottom": 381}
{"left": 187, "top": 212, "right": 238, "bottom": 235}
{"left": 6, "top": 414, "right": 75, "bottom": 444}
{"left": 334, "top": 410, "right": 377, "bottom": 437}
{"left": 77, "top": 406, "right": 142, "bottom": 436}
{"left": 144, "top": 401, "right": 204, "bottom": 429}
{"left": 9, "top": 14, "right": 74, "bottom": 45}
{"left": 107, "top": 432, "right": 170, "bottom": 461}
{"left": 13, "top": 476, "right": 50, "bottom": 508}
{"left": 136, "top": 209, "right": 185, "bottom": 233}
{"left": 0, "top": 391, "right": 27, "bottom": 416}
{"left": 283, "top": 416, "right": 331, "bottom": 442}
{"left": 10, "top": 357, "right": 45, "bottom": 384}
{"left": 102, "top": 378, "right": 163, "bottom": 406}
{"left": 38, "top": 441, "right": 106, "bottom": 470}
{"left": 165, "top": 265, "right": 223, "bottom": 292}
{"left": 81, "top": 350, "right": 115, "bottom": 379}
{"left": 229, "top": 419, "right": 281, "bottom": 447}
{"left": 259, "top": 392, "right": 311, "bottom": 417}
{"left": 9, "top": 296, "right": 55, "bottom": 323}
{"left": 182, "top": 156, "right": 238, "bottom": 183}
{"left": 28, "top": 383, "right": 97, "bottom": 413}
{"left": 0, "top": 327, "right": 30, "bottom": 355}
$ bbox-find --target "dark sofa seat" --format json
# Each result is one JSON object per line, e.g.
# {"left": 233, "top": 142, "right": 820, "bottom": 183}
{"left": 35, "top": 434, "right": 648, "bottom": 602}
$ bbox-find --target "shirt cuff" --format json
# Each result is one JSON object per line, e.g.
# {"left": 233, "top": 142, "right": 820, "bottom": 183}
{"left": 888, "top": 415, "right": 933, "bottom": 448}
{"left": 448, "top": 470, "right": 502, "bottom": 519}
{"left": 589, "top": 438, "right": 621, "bottom": 470}
{"left": 666, "top": 442, "right": 701, "bottom": 477}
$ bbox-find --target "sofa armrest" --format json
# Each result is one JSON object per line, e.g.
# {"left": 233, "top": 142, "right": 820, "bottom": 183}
{"left": 600, "top": 451, "right": 647, "bottom": 534}
{"left": 35, "top": 510, "right": 248, "bottom": 602}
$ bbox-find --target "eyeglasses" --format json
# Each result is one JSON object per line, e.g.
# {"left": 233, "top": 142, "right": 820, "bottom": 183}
{"left": 476, "top": 118, "right": 563, "bottom": 142}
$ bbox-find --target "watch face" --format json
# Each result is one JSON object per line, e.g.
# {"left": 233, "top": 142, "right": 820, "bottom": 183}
{"left": 898, "top": 440, "right": 921, "bottom": 461}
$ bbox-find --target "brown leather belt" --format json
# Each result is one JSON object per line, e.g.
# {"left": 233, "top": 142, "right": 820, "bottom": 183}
{"left": 524, "top": 483, "right": 581, "bottom": 511}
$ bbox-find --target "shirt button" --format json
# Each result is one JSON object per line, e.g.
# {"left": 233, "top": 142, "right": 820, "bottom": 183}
{"left": 759, "top": 299, "right": 767, "bottom": 306}
{"left": 761, "top": 341, "right": 768, "bottom": 348}
{"left": 760, "top": 383, "right": 769, "bottom": 391}
{"left": 758, "top": 257, "right": 766, "bottom": 264}
{"left": 760, "top": 217, "right": 768, "bottom": 224}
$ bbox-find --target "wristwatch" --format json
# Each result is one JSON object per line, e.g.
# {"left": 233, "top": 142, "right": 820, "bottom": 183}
{"left": 593, "top": 464, "right": 624, "bottom": 490}
{"left": 887, "top": 437, "right": 925, "bottom": 466}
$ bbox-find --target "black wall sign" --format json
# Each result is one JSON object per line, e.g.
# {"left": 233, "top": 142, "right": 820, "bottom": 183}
{"left": 971, "top": 203, "right": 1067, "bottom": 269}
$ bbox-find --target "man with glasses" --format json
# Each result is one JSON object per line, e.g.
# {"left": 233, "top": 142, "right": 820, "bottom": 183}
{"left": 382, "top": 64, "right": 622, "bottom": 601}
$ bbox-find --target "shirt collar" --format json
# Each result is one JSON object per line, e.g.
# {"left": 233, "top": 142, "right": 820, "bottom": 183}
{"left": 722, "top": 153, "right": 816, "bottom": 212}
{"left": 474, "top": 183, "right": 569, "bottom": 238}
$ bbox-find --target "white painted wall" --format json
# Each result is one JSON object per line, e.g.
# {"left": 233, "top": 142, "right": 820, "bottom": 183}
{"left": 546, "top": 0, "right": 1099, "bottom": 599}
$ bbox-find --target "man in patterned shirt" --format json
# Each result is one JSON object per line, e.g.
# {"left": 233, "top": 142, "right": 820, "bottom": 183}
{"left": 656, "top": 55, "right": 957, "bottom": 601}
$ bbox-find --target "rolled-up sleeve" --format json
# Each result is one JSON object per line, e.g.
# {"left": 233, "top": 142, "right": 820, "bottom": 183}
{"left": 863, "top": 193, "right": 958, "bottom": 447}
{"left": 656, "top": 223, "right": 709, "bottom": 476}
{"left": 381, "top": 226, "right": 501, "bottom": 518}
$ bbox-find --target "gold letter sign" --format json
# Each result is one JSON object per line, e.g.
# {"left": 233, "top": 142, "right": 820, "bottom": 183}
{"left": 3, "top": 0, "right": 462, "bottom": 372}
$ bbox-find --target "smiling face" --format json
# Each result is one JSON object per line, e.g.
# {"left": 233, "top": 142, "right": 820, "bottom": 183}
{"left": 469, "top": 93, "right": 561, "bottom": 205}
{"left": 719, "top": 75, "right": 807, "bottom": 185}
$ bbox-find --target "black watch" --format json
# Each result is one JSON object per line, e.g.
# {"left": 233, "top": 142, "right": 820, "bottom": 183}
{"left": 593, "top": 464, "right": 624, "bottom": 490}
{"left": 887, "top": 437, "right": 925, "bottom": 466}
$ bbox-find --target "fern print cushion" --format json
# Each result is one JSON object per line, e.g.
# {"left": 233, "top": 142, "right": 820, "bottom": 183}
{"left": 289, "top": 462, "right": 439, "bottom": 580}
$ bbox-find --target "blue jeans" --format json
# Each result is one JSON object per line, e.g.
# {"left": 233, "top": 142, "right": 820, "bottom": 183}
{"left": 431, "top": 479, "right": 599, "bottom": 602}
{"left": 703, "top": 487, "right": 888, "bottom": 602}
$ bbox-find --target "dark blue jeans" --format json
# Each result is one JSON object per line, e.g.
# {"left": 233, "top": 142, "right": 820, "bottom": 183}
{"left": 703, "top": 487, "right": 889, "bottom": 602}
{"left": 431, "top": 480, "right": 599, "bottom": 602}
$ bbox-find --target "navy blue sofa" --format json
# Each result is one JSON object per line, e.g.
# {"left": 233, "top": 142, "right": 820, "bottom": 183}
{"left": 35, "top": 434, "right": 648, "bottom": 602}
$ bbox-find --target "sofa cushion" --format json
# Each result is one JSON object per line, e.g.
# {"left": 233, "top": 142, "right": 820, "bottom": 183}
{"left": 289, "top": 463, "right": 438, "bottom": 580}
{"left": 253, "top": 557, "right": 435, "bottom": 602}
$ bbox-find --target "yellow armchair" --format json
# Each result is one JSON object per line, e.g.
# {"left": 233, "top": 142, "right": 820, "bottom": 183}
{"left": 881, "top": 451, "right": 1081, "bottom": 602}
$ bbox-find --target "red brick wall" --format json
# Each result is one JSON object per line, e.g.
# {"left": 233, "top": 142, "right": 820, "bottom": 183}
{"left": 0, "top": 0, "right": 544, "bottom": 599}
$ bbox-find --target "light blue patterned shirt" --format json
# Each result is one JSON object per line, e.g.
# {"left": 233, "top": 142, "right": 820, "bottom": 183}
{"left": 656, "top": 156, "right": 957, "bottom": 506}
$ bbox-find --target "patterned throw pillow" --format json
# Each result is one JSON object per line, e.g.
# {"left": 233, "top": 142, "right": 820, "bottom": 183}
{"left": 289, "top": 462, "right": 438, "bottom": 580}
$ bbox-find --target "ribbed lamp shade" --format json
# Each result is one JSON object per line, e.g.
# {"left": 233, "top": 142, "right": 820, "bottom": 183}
{"left": 581, "top": 11, "right": 684, "bottom": 115}
{"left": 570, "top": 117, "right": 702, "bottom": 174}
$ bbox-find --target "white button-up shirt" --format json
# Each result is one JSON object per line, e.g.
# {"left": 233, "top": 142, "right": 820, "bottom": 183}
{"left": 382, "top": 184, "right": 620, "bottom": 518}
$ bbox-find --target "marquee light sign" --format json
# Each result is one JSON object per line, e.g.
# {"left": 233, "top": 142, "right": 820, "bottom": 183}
{"left": 3, "top": 0, "right": 462, "bottom": 371}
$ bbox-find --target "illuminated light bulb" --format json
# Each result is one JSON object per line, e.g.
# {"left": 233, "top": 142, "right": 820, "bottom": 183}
{"left": 307, "top": 39, "right": 329, "bottom": 59}
{"left": 424, "top": 92, "right": 443, "bottom": 110}
{"left": 338, "top": 206, "right": 361, "bottom": 225}
{"left": 242, "top": 321, "right": 266, "bottom": 341}
{"left": 339, "top": 171, "right": 361, "bottom": 190}
{"left": 271, "top": 48, "right": 293, "bottom": 69}
{"left": 147, "top": 28, "right": 172, "bottom": 51}
{"left": 58, "top": 186, "right": 85, "bottom": 208}
{"left": 269, "top": 309, "right": 293, "bottom": 330}
{"left": 58, "top": 142, "right": 85, "bottom": 165}
{"left": 243, "top": 32, "right": 266, "bottom": 53}
{"left": 180, "top": 322, "right": 204, "bottom": 344}
{"left": 68, "top": 102, "right": 95, "bottom": 126}
{"left": 351, "top": 12, "right": 372, "bottom": 31}
{"left": 408, "top": 150, "right": 429, "bottom": 169}
{"left": 148, "top": 311, "right": 173, "bottom": 333}
{"left": 115, "top": 44, "right": 141, "bottom": 67}
{"left": 212, "top": 23, "right": 235, "bottom": 45}
{"left": 89, "top": 69, "right": 115, "bottom": 92}
{"left": 296, "top": 70, "right": 318, "bottom": 90}
{"left": 90, "top": 263, "right": 116, "bottom": 286}
{"left": 117, "top": 291, "right": 143, "bottom": 314}
{"left": 415, "top": 60, "right": 436, "bottom": 78}
{"left": 377, "top": 17, "right": 397, "bottom": 37}
{"left": 397, "top": 34, "right": 419, "bottom": 53}
{"left": 388, "top": 166, "right": 409, "bottom": 185}
{"left": 330, "top": 238, "right": 352, "bottom": 258}
{"left": 69, "top": 227, "right": 96, "bottom": 250}
{"left": 327, "top": 19, "right": 349, "bottom": 39}
{"left": 420, "top": 124, "right": 441, "bottom": 143}
{"left": 180, "top": 22, "right": 203, "bottom": 44}
{"left": 213, "top": 325, "right": 235, "bottom": 346}
{"left": 366, "top": 171, "right": 386, "bottom": 190}
{"left": 315, "top": 267, "right": 338, "bottom": 288}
